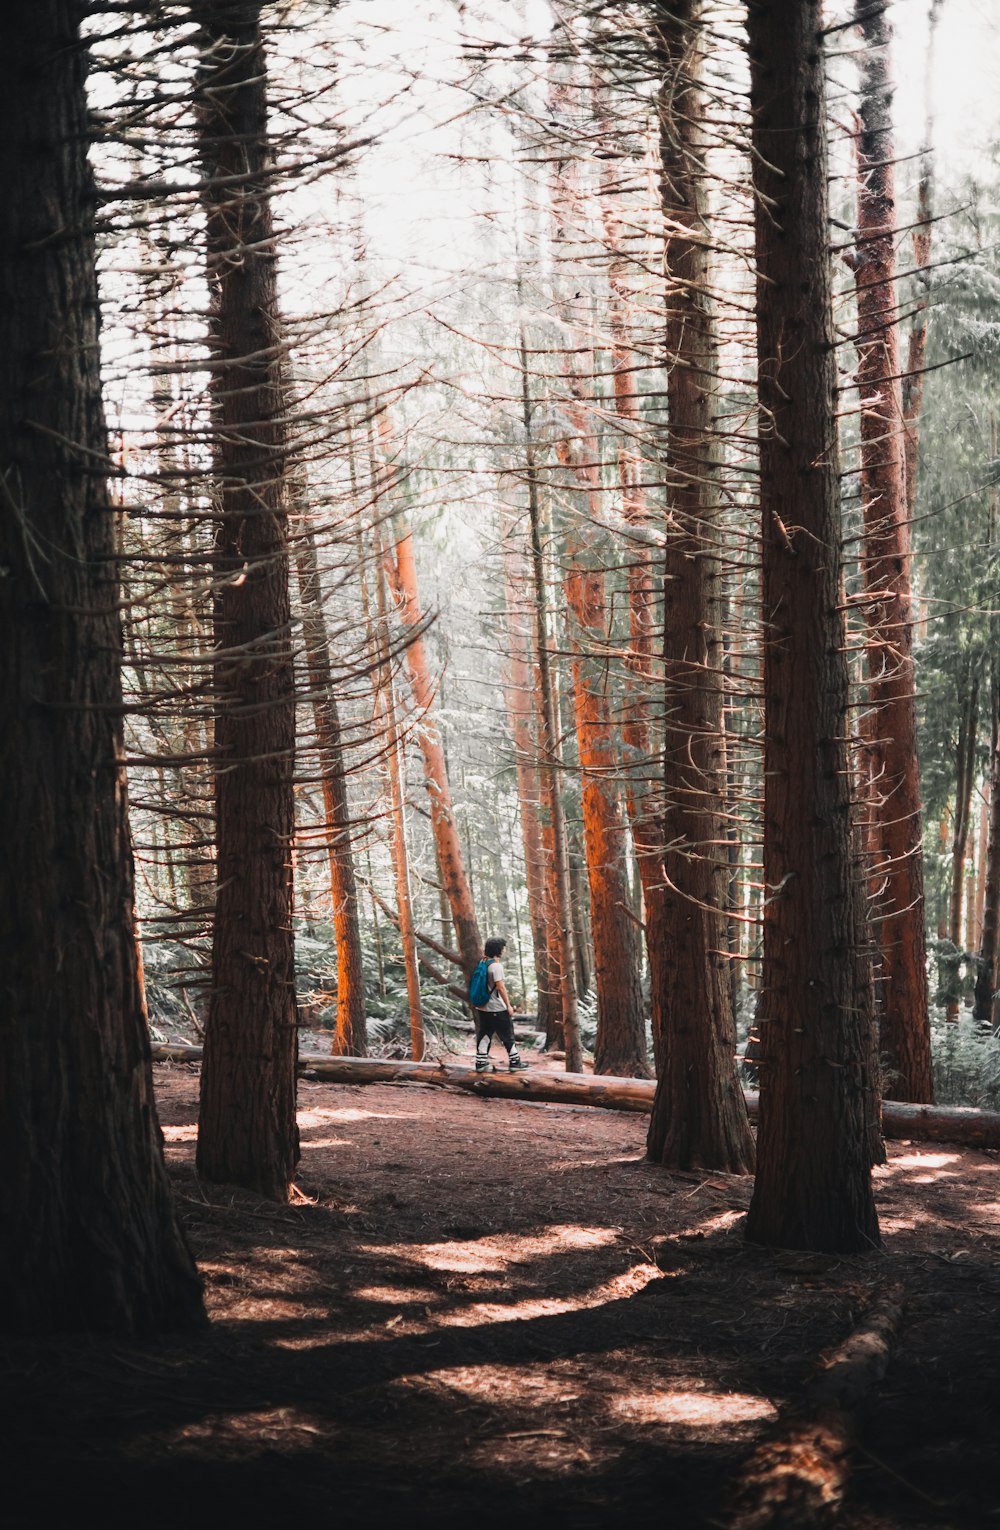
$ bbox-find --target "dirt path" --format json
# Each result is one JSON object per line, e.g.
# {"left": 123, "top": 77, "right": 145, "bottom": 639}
{"left": 5, "top": 1059, "right": 1000, "bottom": 1527}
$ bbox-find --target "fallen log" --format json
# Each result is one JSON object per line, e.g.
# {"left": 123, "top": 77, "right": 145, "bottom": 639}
{"left": 723, "top": 1283, "right": 904, "bottom": 1528}
{"left": 148, "top": 1047, "right": 1000, "bottom": 1148}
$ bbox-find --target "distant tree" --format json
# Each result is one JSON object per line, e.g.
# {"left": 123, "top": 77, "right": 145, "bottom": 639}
{"left": 501, "top": 517, "right": 560, "bottom": 1034}
{"left": 290, "top": 495, "right": 367, "bottom": 1056}
{"left": 520, "top": 325, "right": 582, "bottom": 1070}
{"left": 744, "top": 0, "right": 881, "bottom": 1252}
{"left": 0, "top": 0, "right": 203, "bottom": 1331}
{"left": 380, "top": 487, "right": 483, "bottom": 978}
{"left": 548, "top": 42, "right": 647, "bottom": 1077}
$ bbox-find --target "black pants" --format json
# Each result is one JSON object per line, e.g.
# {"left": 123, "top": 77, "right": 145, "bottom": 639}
{"left": 474, "top": 1008, "right": 515, "bottom": 1053}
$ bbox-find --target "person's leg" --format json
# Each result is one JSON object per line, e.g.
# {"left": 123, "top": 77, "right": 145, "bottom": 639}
{"left": 474, "top": 1011, "right": 495, "bottom": 1071}
{"left": 495, "top": 1010, "right": 527, "bottom": 1071}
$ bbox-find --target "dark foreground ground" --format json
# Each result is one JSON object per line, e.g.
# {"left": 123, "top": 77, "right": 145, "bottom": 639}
{"left": 4, "top": 1059, "right": 1000, "bottom": 1528}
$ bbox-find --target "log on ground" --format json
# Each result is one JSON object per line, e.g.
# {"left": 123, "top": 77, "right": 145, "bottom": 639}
{"left": 722, "top": 1284, "right": 904, "bottom": 1528}
{"left": 149, "top": 1048, "right": 1000, "bottom": 1147}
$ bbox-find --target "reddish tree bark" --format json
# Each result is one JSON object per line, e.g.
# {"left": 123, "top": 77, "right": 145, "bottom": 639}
{"left": 555, "top": 432, "right": 649, "bottom": 1078}
{"left": 946, "top": 663, "right": 980, "bottom": 1021}
{"left": 901, "top": 0, "right": 942, "bottom": 517}
{"left": 975, "top": 679, "right": 1000, "bottom": 1024}
{"left": 501, "top": 524, "right": 559, "bottom": 1036}
{"left": 0, "top": 0, "right": 203, "bottom": 1332}
{"left": 546, "top": 91, "right": 646, "bottom": 1073}
{"left": 194, "top": 1, "right": 300, "bottom": 1198}
{"left": 852, "top": 0, "right": 933, "bottom": 1101}
{"left": 645, "top": 0, "right": 755, "bottom": 1171}
{"left": 380, "top": 479, "right": 482, "bottom": 977}
{"left": 744, "top": 0, "right": 881, "bottom": 1252}
{"left": 596, "top": 89, "right": 670, "bottom": 1073}
{"left": 371, "top": 521, "right": 425, "bottom": 1060}
{"left": 291, "top": 520, "right": 367, "bottom": 1055}
{"left": 517, "top": 319, "right": 581, "bottom": 1067}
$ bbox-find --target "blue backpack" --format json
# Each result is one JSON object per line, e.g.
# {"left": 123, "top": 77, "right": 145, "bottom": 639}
{"left": 468, "top": 959, "right": 493, "bottom": 1008}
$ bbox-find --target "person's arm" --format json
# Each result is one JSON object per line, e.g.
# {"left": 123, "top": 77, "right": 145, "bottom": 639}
{"left": 495, "top": 975, "right": 513, "bottom": 1014}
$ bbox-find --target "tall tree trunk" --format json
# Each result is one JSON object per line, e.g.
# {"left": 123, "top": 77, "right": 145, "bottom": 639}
{"left": 0, "top": 0, "right": 203, "bottom": 1332}
{"left": 645, "top": 0, "right": 755, "bottom": 1171}
{"left": 744, "top": 0, "right": 881, "bottom": 1253}
{"left": 901, "top": 0, "right": 942, "bottom": 516}
{"left": 380, "top": 508, "right": 482, "bottom": 975}
{"left": 975, "top": 672, "right": 1000, "bottom": 1024}
{"left": 852, "top": 0, "right": 933, "bottom": 1102}
{"left": 291, "top": 520, "right": 366, "bottom": 1056}
{"left": 520, "top": 329, "right": 581, "bottom": 1070}
{"left": 194, "top": 2, "right": 300, "bottom": 1199}
{"left": 597, "top": 91, "right": 671, "bottom": 1073}
{"left": 974, "top": 795, "right": 989, "bottom": 949}
{"left": 557, "top": 441, "right": 648, "bottom": 1075}
{"left": 373, "top": 523, "right": 425, "bottom": 1060}
{"left": 946, "top": 665, "right": 980, "bottom": 1019}
{"left": 547, "top": 54, "right": 645, "bottom": 1077}
{"left": 501, "top": 522, "right": 559, "bottom": 1034}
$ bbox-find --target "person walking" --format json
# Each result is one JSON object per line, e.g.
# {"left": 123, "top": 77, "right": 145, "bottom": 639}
{"left": 469, "top": 937, "right": 527, "bottom": 1073}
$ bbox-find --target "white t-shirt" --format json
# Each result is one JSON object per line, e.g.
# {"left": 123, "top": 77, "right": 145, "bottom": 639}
{"left": 482, "top": 959, "right": 507, "bottom": 1012}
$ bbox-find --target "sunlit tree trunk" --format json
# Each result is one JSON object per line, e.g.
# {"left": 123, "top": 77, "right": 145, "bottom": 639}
{"left": 291, "top": 519, "right": 366, "bottom": 1055}
{"left": 555, "top": 428, "right": 648, "bottom": 1076}
{"left": 974, "top": 795, "right": 989, "bottom": 949}
{"left": 597, "top": 89, "right": 670, "bottom": 1073}
{"left": 194, "top": 1, "right": 300, "bottom": 1198}
{"left": 378, "top": 439, "right": 481, "bottom": 976}
{"left": 372, "top": 523, "right": 424, "bottom": 1060}
{"left": 946, "top": 663, "right": 980, "bottom": 1020}
{"left": 645, "top": 0, "right": 754, "bottom": 1170}
{"left": 851, "top": 0, "right": 933, "bottom": 1101}
{"left": 501, "top": 521, "right": 558, "bottom": 1034}
{"left": 0, "top": 0, "right": 203, "bottom": 1331}
{"left": 520, "top": 330, "right": 581, "bottom": 1070}
{"left": 744, "top": 0, "right": 881, "bottom": 1253}
{"left": 975, "top": 674, "right": 1000, "bottom": 1024}
{"left": 856, "top": 0, "right": 941, "bottom": 1101}
{"left": 546, "top": 54, "right": 645, "bottom": 1074}
{"left": 902, "top": 0, "right": 942, "bottom": 517}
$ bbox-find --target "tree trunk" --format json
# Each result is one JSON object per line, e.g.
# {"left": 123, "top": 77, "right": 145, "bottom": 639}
{"left": 975, "top": 672, "right": 1000, "bottom": 1023}
{"left": 561, "top": 488, "right": 648, "bottom": 1075}
{"left": 645, "top": 0, "right": 755, "bottom": 1172}
{"left": 949, "top": 668, "right": 980, "bottom": 949}
{"left": 520, "top": 326, "right": 581, "bottom": 1070}
{"left": 852, "top": 0, "right": 933, "bottom": 1102}
{"left": 379, "top": 434, "right": 481, "bottom": 977}
{"left": 549, "top": 412, "right": 645, "bottom": 1071}
{"left": 973, "top": 795, "right": 989, "bottom": 950}
{"left": 501, "top": 522, "right": 559, "bottom": 1036}
{"left": 546, "top": 55, "right": 646, "bottom": 1077}
{"left": 290, "top": 519, "right": 366, "bottom": 1056}
{"left": 373, "top": 523, "right": 425, "bottom": 1061}
{"left": 596, "top": 93, "right": 671, "bottom": 1074}
{"left": 744, "top": 0, "right": 881, "bottom": 1253}
{"left": 0, "top": 0, "right": 203, "bottom": 1332}
{"left": 901, "top": 0, "right": 943, "bottom": 517}
{"left": 194, "top": 2, "right": 300, "bottom": 1199}
{"left": 946, "top": 665, "right": 980, "bottom": 1020}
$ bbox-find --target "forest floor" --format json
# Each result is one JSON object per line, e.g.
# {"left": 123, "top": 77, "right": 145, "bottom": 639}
{"left": 6, "top": 1042, "right": 1000, "bottom": 1529}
